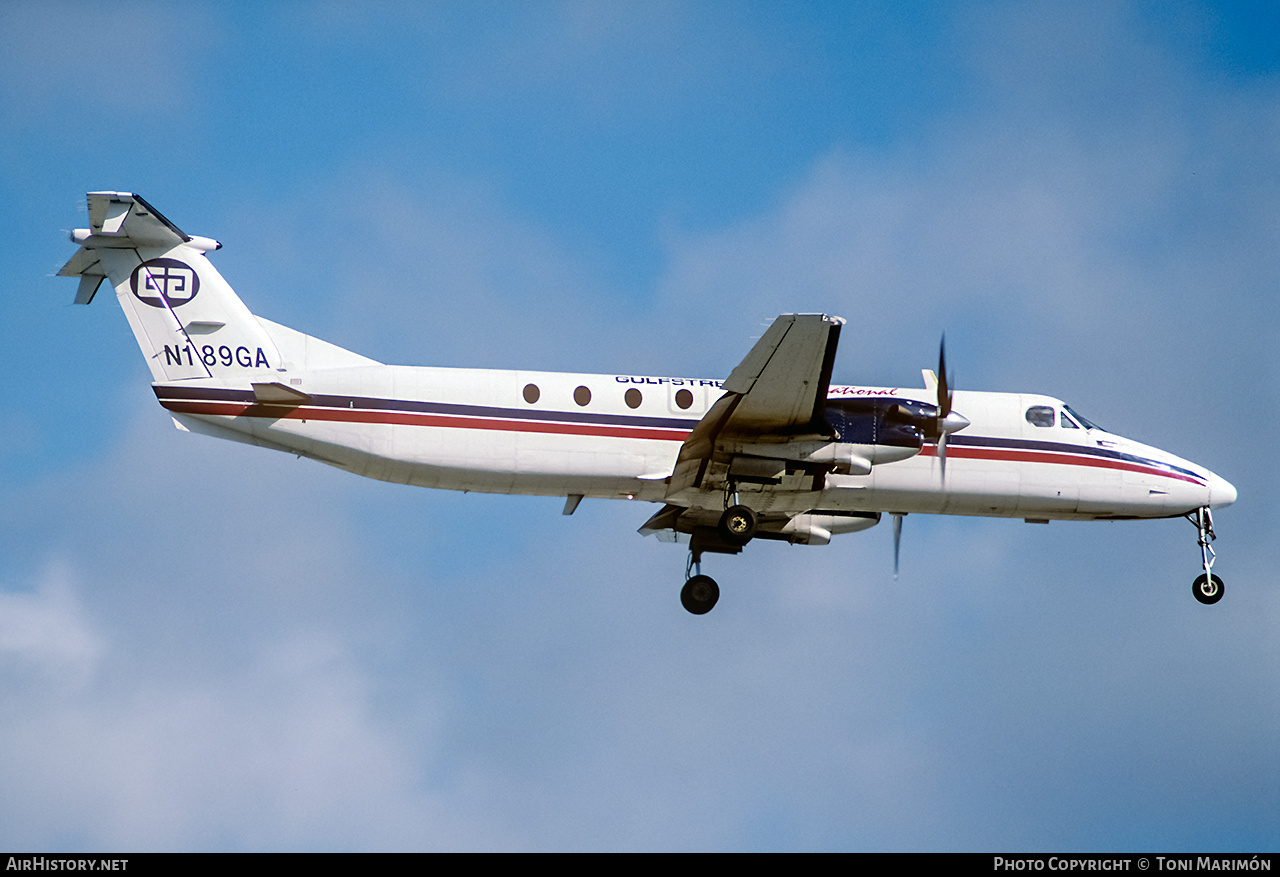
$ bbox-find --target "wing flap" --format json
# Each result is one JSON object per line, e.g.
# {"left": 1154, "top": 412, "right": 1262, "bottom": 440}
{"left": 667, "top": 392, "right": 739, "bottom": 494}
{"left": 638, "top": 504, "right": 684, "bottom": 536}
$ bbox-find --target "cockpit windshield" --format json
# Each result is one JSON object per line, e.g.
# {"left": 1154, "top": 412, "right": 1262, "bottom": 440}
{"left": 1063, "top": 404, "right": 1103, "bottom": 432}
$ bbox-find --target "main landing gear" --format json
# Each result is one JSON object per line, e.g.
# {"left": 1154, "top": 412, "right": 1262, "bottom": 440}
{"left": 681, "top": 539, "right": 721, "bottom": 614}
{"left": 718, "top": 504, "right": 757, "bottom": 545}
{"left": 681, "top": 491, "right": 760, "bottom": 614}
{"left": 1188, "top": 507, "right": 1224, "bottom": 605}
{"left": 681, "top": 572, "right": 720, "bottom": 615}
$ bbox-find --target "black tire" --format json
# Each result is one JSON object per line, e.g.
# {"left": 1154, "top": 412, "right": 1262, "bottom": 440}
{"left": 681, "top": 574, "right": 720, "bottom": 615}
{"left": 718, "top": 504, "right": 757, "bottom": 546}
{"left": 1193, "top": 573, "right": 1224, "bottom": 605}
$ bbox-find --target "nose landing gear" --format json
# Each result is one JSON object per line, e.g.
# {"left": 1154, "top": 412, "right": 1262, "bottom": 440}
{"left": 1187, "top": 507, "right": 1224, "bottom": 605}
{"left": 1193, "top": 573, "right": 1223, "bottom": 605}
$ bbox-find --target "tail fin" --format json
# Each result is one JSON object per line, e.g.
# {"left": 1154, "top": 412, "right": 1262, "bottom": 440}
{"left": 59, "top": 192, "right": 282, "bottom": 382}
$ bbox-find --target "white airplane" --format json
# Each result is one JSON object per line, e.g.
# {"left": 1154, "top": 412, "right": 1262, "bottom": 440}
{"left": 59, "top": 192, "right": 1237, "bottom": 614}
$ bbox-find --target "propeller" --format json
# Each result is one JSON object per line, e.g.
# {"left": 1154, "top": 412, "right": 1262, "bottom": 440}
{"left": 937, "top": 335, "right": 952, "bottom": 479}
{"left": 893, "top": 337, "right": 969, "bottom": 579}
{"left": 933, "top": 334, "right": 969, "bottom": 481}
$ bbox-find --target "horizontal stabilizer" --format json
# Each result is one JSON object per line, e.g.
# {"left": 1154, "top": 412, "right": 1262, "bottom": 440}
{"left": 83, "top": 192, "right": 198, "bottom": 249}
{"left": 59, "top": 244, "right": 104, "bottom": 279}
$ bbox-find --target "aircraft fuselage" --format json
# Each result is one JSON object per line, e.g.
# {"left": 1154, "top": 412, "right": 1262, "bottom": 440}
{"left": 154, "top": 364, "right": 1235, "bottom": 524}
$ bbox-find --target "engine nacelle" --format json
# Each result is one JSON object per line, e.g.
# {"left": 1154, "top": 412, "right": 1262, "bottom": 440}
{"left": 782, "top": 511, "right": 881, "bottom": 545}
{"left": 812, "top": 442, "right": 918, "bottom": 475}
{"left": 725, "top": 440, "right": 916, "bottom": 478}
{"left": 720, "top": 396, "right": 967, "bottom": 480}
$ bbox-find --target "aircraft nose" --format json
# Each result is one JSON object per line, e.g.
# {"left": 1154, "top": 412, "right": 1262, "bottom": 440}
{"left": 1207, "top": 471, "right": 1237, "bottom": 508}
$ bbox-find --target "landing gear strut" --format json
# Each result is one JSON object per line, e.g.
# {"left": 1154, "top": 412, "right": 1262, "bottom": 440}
{"left": 681, "top": 548, "right": 719, "bottom": 615}
{"left": 1187, "top": 507, "right": 1224, "bottom": 605}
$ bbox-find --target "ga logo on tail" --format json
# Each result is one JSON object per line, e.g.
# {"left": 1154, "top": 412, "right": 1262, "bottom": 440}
{"left": 131, "top": 258, "right": 199, "bottom": 308}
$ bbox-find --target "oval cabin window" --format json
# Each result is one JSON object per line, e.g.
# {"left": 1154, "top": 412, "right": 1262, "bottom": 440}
{"left": 574, "top": 386, "right": 591, "bottom": 406}
{"left": 523, "top": 383, "right": 540, "bottom": 404}
{"left": 625, "top": 388, "right": 642, "bottom": 409}
{"left": 675, "top": 388, "right": 693, "bottom": 409}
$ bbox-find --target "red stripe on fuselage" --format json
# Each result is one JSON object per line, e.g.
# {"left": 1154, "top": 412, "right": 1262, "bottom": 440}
{"left": 160, "top": 399, "right": 692, "bottom": 442}
{"left": 159, "top": 396, "right": 1204, "bottom": 486}
{"left": 921, "top": 444, "right": 1203, "bottom": 486}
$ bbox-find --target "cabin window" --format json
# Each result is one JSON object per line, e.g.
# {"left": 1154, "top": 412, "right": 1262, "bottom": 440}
{"left": 625, "top": 388, "right": 642, "bottom": 409}
{"left": 675, "top": 388, "right": 693, "bottom": 410}
{"left": 574, "top": 385, "right": 592, "bottom": 406}
{"left": 1025, "top": 405, "right": 1055, "bottom": 427}
{"left": 523, "top": 383, "right": 540, "bottom": 404}
{"left": 1060, "top": 411, "right": 1080, "bottom": 429}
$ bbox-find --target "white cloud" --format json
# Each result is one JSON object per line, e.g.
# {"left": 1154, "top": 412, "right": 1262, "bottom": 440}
{"left": 0, "top": 562, "right": 104, "bottom": 685}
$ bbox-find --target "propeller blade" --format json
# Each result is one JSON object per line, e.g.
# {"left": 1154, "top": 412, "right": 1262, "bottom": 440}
{"left": 892, "top": 513, "right": 903, "bottom": 578}
{"left": 937, "top": 334, "right": 950, "bottom": 417}
{"left": 936, "top": 334, "right": 954, "bottom": 482}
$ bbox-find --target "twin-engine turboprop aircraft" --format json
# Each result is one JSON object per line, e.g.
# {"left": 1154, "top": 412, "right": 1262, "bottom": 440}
{"left": 60, "top": 192, "right": 1237, "bottom": 614}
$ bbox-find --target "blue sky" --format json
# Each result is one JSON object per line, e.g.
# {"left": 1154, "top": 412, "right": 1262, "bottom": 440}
{"left": 1, "top": 0, "right": 1277, "bottom": 851}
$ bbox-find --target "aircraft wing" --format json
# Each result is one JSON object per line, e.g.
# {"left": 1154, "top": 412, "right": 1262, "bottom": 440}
{"left": 719, "top": 313, "right": 843, "bottom": 430}
{"left": 664, "top": 313, "right": 843, "bottom": 499}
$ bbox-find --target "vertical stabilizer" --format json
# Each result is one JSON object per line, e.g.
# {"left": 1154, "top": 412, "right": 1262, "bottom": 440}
{"left": 59, "top": 192, "right": 282, "bottom": 382}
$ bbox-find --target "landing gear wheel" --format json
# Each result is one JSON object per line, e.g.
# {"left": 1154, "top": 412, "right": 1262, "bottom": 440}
{"left": 718, "top": 504, "right": 757, "bottom": 546}
{"left": 681, "top": 574, "right": 720, "bottom": 615}
{"left": 1193, "top": 573, "right": 1224, "bottom": 605}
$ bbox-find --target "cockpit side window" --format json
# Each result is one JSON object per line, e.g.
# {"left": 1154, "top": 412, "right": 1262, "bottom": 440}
{"left": 1060, "top": 411, "right": 1080, "bottom": 429}
{"left": 1026, "top": 405, "right": 1055, "bottom": 427}
{"left": 1063, "top": 404, "right": 1102, "bottom": 431}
